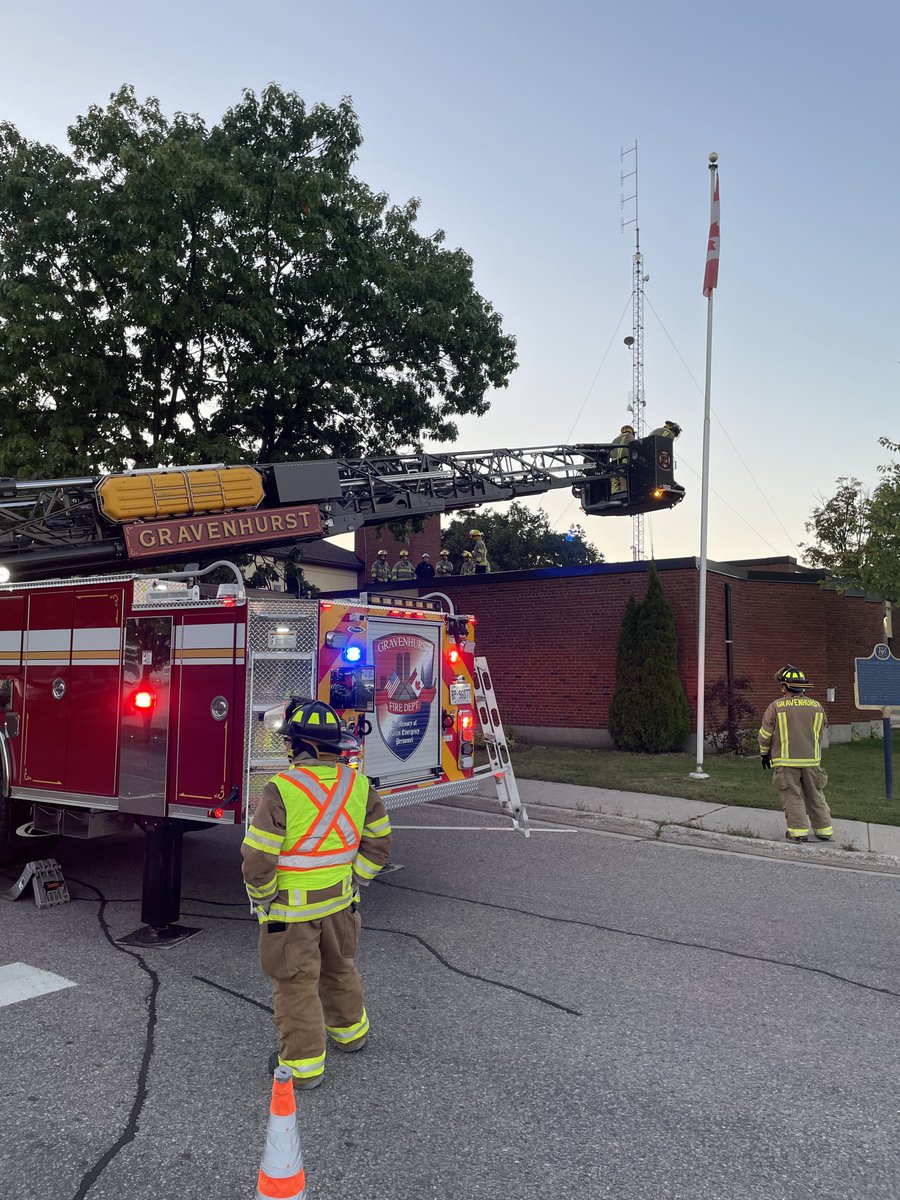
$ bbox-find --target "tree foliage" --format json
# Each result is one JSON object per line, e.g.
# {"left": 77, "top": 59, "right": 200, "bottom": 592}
{"left": 803, "top": 438, "right": 900, "bottom": 603}
{"left": 608, "top": 565, "right": 691, "bottom": 753}
{"left": 441, "top": 503, "right": 602, "bottom": 571}
{"left": 0, "top": 84, "right": 517, "bottom": 478}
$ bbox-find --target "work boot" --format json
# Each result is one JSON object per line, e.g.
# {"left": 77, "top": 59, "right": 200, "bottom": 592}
{"left": 814, "top": 828, "right": 833, "bottom": 841}
{"left": 330, "top": 1035, "right": 368, "bottom": 1054}
{"left": 785, "top": 832, "right": 808, "bottom": 844}
{"left": 267, "top": 1051, "right": 324, "bottom": 1090}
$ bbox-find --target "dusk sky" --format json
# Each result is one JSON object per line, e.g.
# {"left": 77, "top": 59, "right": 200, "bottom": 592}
{"left": 2, "top": 1, "right": 897, "bottom": 565}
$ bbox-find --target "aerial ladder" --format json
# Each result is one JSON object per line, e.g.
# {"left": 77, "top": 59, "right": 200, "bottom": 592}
{"left": 0, "top": 435, "right": 684, "bottom": 580}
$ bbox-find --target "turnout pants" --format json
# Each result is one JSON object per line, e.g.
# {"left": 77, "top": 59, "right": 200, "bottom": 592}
{"left": 772, "top": 765, "right": 833, "bottom": 835}
{"left": 259, "top": 906, "right": 368, "bottom": 1083}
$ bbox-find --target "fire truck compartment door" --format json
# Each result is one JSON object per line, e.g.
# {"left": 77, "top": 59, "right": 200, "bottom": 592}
{"left": 118, "top": 616, "right": 172, "bottom": 816}
{"left": 365, "top": 618, "right": 442, "bottom": 784}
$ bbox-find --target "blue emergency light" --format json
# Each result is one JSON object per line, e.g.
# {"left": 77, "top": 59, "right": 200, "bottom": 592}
{"left": 342, "top": 644, "right": 363, "bottom": 664}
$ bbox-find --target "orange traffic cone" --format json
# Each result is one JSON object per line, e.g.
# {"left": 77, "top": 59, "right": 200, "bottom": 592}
{"left": 256, "top": 1065, "right": 306, "bottom": 1199}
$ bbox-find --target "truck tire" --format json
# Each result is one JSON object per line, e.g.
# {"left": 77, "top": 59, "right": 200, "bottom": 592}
{"left": 0, "top": 762, "right": 57, "bottom": 865}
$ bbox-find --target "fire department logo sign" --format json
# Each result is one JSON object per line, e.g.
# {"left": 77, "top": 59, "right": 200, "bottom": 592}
{"left": 374, "top": 633, "right": 438, "bottom": 761}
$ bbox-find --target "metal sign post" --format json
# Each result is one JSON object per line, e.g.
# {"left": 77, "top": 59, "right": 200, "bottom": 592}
{"left": 853, "top": 644, "right": 900, "bottom": 800}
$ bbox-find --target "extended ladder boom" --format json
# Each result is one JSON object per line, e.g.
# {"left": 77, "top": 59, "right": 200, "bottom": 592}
{"left": 0, "top": 436, "right": 684, "bottom": 579}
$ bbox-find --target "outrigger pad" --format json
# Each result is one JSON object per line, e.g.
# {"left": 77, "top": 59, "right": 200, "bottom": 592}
{"left": 4, "top": 858, "right": 70, "bottom": 908}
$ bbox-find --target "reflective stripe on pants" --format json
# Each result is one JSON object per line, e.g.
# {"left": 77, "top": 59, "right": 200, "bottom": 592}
{"left": 259, "top": 906, "right": 365, "bottom": 1077}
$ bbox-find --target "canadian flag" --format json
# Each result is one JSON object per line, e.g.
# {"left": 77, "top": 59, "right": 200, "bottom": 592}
{"left": 703, "top": 170, "right": 720, "bottom": 298}
{"left": 410, "top": 672, "right": 424, "bottom": 698}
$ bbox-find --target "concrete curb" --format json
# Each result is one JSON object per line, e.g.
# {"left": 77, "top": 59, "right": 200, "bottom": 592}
{"left": 440, "top": 792, "right": 900, "bottom": 875}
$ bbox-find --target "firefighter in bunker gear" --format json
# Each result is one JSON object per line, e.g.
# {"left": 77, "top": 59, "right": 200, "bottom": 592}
{"left": 242, "top": 699, "right": 392, "bottom": 1089}
{"left": 371, "top": 549, "right": 391, "bottom": 584}
{"left": 758, "top": 665, "right": 833, "bottom": 843}
{"left": 391, "top": 549, "right": 416, "bottom": 581}
{"left": 649, "top": 420, "right": 682, "bottom": 439}
{"left": 469, "top": 529, "right": 490, "bottom": 573}
{"left": 415, "top": 553, "right": 436, "bottom": 581}
{"left": 610, "top": 424, "right": 635, "bottom": 498}
{"left": 460, "top": 550, "right": 475, "bottom": 575}
{"left": 434, "top": 548, "right": 454, "bottom": 577}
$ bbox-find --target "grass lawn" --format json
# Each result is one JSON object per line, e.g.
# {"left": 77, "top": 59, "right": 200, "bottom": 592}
{"left": 508, "top": 731, "right": 900, "bottom": 828}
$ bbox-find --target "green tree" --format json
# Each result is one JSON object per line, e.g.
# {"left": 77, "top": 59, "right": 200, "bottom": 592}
{"left": 607, "top": 594, "right": 641, "bottom": 750}
{"left": 0, "top": 84, "right": 517, "bottom": 478}
{"left": 441, "top": 503, "right": 602, "bottom": 571}
{"left": 608, "top": 565, "right": 690, "bottom": 753}
{"left": 803, "top": 439, "right": 900, "bottom": 603}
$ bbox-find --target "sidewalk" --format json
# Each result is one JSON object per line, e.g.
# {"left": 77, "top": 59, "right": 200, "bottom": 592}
{"left": 454, "top": 777, "right": 900, "bottom": 873}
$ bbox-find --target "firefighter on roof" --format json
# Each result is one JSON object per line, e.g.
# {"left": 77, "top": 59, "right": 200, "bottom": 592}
{"left": 758, "top": 665, "right": 834, "bottom": 843}
{"left": 242, "top": 699, "right": 392, "bottom": 1089}
{"left": 435, "top": 548, "right": 454, "bottom": 577}
{"left": 610, "top": 424, "right": 635, "bottom": 499}
{"left": 391, "top": 549, "right": 416, "bottom": 581}
{"left": 371, "top": 548, "right": 391, "bottom": 584}
{"left": 469, "top": 529, "right": 490, "bottom": 573}
{"left": 460, "top": 550, "right": 475, "bottom": 575}
{"left": 415, "top": 553, "right": 435, "bottom": 581}
{"left": 649, "top": 420, "right": 682, "bottom": 439}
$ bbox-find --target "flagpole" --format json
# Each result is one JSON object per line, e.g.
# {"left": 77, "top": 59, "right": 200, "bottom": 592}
{"left": 691, "top": 152, "right": 719, "bottom": 780}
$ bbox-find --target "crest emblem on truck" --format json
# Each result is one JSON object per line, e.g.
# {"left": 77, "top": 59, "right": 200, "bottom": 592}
{"left": 374, "top": 633, "right": 438, "bottom": 761}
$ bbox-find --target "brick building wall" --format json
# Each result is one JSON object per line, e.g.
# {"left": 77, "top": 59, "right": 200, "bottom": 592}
{"left": 339, "top": 558, "right": 884, "bottom": 747}
{"left": 354, "top": 515, "right": 442, "bottom": 587}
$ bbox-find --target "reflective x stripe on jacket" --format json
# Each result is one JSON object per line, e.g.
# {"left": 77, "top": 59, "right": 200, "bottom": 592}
{"left": 242, "top": 752, "right": 392, "bottom": 923}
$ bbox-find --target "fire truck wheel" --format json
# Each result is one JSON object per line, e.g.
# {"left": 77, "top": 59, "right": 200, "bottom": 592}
{"left": 0, "top": 794, "right": 57, "bottom": 865}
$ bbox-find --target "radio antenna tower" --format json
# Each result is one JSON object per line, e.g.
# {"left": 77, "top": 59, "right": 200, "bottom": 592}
{"left": 621, "top": 141, "right": 646, "bottom": 562}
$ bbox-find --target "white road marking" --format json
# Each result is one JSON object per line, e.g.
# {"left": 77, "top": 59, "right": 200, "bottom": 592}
{"left": 0, "top": 962, "right": 76, "bottom": 1008}
{"left": 390, "top": 825, "right": 581, "bottom": 832}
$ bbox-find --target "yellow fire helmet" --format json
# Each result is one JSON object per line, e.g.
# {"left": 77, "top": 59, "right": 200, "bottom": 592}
{"left": 399, "top": 549, "right": 409, "bottom": 557}
{"left": 439, "top": 549, "right": 450, "bottom": 556}
{"left": 469, "top": 529, "right": 483, "bottom": 538}
{"left": 621, "top": 424, "right": 635, "bottom": 435}
{"left": 462, "top": 550, "right": 473, "bottom": 558}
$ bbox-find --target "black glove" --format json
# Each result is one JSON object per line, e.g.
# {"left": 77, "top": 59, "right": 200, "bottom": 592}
{"left": 760, "top": 754, "right": 772, "bottom": 770}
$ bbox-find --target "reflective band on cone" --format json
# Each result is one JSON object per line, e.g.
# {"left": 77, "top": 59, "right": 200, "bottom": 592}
{"left": 256, "top": 1065, "right": 306, "bottom": 1199}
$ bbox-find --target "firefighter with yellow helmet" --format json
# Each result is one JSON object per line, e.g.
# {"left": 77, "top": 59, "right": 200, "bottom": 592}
{"left": 242, "top": 699, "right": 392, "bottom": 1089}
{"left": 435, "top": 548, "right": 454, "bottom": 577}
{"left": 610, "top": 424, "right": 635, "bottom": 498}
{"left": 758, "top": 665, "right": 834, "bottom": 843}
{"left": 371, "top": 548, "right": 391, "bottom": 584}
{"left": 469, "top": 528, "right": 490, "bottom": 573}
{"left": 460, "top": 550, "right": 475, "bottom": 576}
{"left": 391, "top": 549, "right": 416, "bottom": 581}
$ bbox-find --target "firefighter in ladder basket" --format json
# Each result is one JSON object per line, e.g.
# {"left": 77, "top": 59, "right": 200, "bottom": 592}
{"left": 610, "top": 424, "right": 635, "bottom": 500}
{"left": 242, "top": 699, "right": 392, "bottom": 1090}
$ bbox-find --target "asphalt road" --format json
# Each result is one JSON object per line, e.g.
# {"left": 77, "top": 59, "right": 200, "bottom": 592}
{"left": 1, "top": 805, "right": 899, "bottom": 1200}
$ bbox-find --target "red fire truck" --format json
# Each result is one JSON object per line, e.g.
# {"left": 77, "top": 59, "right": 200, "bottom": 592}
{"left": 0, "top": 438, "right": 683, "bottom": 940}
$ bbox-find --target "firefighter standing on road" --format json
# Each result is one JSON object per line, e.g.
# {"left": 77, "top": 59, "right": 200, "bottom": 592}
{"left": 435, "top": 548, "right": 454, "bottom": 577}
{"left": 469, "top": 529, "right": 490, "bottom": 573}
{"left": 415, "top": 553, "right": 435, "bottom": 581}
{"left": 758, "top": 665, "right": 834, "bottom": 843}
{"left": 460, "top": 550, "right": 475, "bottom": 575}
{"left": 391, "top": 549, "right": 416, "bottom": 581}
{"left": 242, "top": 699, "right": 392, "bottom": 1089}
{"left": 610, "top": 424, "right": 635, "bottom": 499}
{"left": 371, "top": 548, "right": 391, "bottom": 584}
{"left": 649, "top": 420, "right": 682, "bottom": 440}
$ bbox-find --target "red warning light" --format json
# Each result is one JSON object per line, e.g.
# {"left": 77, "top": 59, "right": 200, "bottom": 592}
{"left": 132, "top": 689, "right": 156, "bottom": 711}
{"left": 458, "top": 710, "right": 474, "bottom": 730}
{"left": 222, "top": 595, "right": 236, "bottom": 608}
{"left": 448, "top": 647, "right": 461, "bottom": 665}
{"left": 208, "top": 806, "right": 225, "bottom": 819}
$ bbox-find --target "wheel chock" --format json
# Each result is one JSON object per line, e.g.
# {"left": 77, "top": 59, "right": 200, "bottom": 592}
{"left": 3, "top": 858, "right": 70, "bottom": 907}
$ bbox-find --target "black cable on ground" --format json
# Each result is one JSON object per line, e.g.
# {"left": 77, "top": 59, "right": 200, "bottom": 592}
{"left": 378, "top": 878, "right": 900, "bottom": 1003}
{"left": 64, "top": 878, "right": 161, "bottom": 1200}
